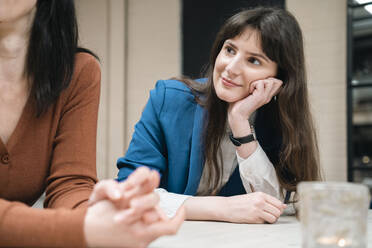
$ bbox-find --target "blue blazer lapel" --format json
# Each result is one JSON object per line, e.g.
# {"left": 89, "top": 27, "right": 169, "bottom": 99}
{"left": 184, "top": 104, "right": 205, "bottom": 195}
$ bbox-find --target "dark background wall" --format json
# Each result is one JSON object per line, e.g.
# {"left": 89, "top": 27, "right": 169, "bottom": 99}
{"left": 182, "top": 0, "right": 285, "bottom": 78}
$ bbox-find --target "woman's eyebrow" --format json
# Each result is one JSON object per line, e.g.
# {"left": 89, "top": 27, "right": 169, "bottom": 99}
{"left": 224, "top": 40, "right": 238, "bottom": 49}
{"left": 224, "top": 40, "right": 270, "bottom": 62}
{"left": 247, "top": 52, "right": 270, "bottom": 62}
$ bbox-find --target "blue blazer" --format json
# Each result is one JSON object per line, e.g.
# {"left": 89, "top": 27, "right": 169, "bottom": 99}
{"left": 117, "top": 79, "right": 247, "bottom": 196}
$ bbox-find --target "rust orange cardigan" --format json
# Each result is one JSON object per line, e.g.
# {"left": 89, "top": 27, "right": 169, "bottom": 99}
{"left": 0, "top": 53, "right": 100, "bottom": 247}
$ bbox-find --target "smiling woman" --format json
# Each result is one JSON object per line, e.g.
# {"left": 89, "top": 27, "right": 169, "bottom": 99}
{"left": 213, "top": 28, "right": 279, "bottom": 103}
{"left": 117, "top": 7, "right": 321, "bottom": 224}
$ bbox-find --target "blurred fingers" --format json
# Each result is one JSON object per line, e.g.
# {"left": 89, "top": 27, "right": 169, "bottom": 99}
{"left": 146, "top": 206, "right": 185, "bottom": 239}
{"left": 114, "top": 208, "right": 138, "bottom": 224}
{"left": 155, "top": 206, "right": 169, "bottom": 221}
{"left": 115, "top": 204, "right": 167, "bottom": 226}
{"left": 121, "top": 169, "right": 160, "bottom": 200}
{"left": 115, "top": 191, "right": 160, "bottom": 221}
{"left": 142, "top": 209, "right": 161, "bottom": 225}
{"left": 123, "top": 167, "right": 152, "bottom": 190}
{"left": 130, "top": 192, "right": 160, "bottom": 211}
{"left": 88, "top": 180, "right": 122, "bottom": 206}
{"left": 149, "top": 170, "right": 161, "bottom": 190}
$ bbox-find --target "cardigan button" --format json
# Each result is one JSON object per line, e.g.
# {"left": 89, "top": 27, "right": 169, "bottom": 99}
{"left": 1, "top": 154, "right": 9, "bottom": 164}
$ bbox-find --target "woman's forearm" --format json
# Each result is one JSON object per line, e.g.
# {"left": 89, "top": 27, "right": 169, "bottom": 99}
{"left": 183, "top": 193, "right": 286, "bottom": 224}
{"left": 228, "top": 116, "right": 258, "bottom": 159}
{"left": 183, "top": 196, "right": 229, "bottom": 221}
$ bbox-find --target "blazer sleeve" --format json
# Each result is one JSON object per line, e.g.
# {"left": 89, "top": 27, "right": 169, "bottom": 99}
{"left": 117, "top": 80, "right": 168, "bottom": 181}
{"left": 44, "top": 54, "right": 100, "bottom": 209}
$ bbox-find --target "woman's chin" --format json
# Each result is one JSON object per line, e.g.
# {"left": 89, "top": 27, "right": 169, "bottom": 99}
{"left": 214, "top": 85, "right": 246, "bottom": 103}
{"left": 216, "top": 93, "right": 240, "bottom": 103}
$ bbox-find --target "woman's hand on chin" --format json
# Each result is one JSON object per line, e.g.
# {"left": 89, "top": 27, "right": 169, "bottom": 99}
{"left": 228, "top": 77, "right": 283, "bottom": 123}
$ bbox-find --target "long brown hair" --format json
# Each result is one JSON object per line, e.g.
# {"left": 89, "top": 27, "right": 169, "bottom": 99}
{"left": 176, "top": 7, "right": 321, "bottom": 196}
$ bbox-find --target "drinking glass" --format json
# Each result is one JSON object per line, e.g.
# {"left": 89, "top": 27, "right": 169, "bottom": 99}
{"left": 298, "top": 182, "right": 370, "bottom": 248}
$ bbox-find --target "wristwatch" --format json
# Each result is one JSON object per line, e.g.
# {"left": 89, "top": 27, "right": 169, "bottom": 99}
{"left": 228, "top": 132, "right": 255, "bottom": 146}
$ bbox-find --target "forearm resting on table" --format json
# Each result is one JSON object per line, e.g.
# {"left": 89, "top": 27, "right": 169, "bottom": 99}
{"left": 183, "top": 196, "right": 228, "bottom": 221}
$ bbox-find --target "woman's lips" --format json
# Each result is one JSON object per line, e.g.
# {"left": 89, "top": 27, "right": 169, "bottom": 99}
{"left": 221, "top": 77, "right": 241, "bottom": 87}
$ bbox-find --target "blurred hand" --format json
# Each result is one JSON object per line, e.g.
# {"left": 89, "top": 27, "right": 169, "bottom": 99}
{"left": 84, "top": 167, "right": 185, "bottom": 247}
{"left": 84, "top": 200, "right": 185, "bottom": 248}
{"left": 88, "top": 167, "right": 160, "bottom": 209}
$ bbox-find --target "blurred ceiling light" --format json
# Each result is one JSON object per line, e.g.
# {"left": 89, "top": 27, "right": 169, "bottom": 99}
{"left": 365, "top": 4, "right": 372, "bottom": 13}
{"left": 355, "top": 0, "right": 372, "bottom": 3}
{"left": 355, "top": 0, "right": 372, "bottom": 14}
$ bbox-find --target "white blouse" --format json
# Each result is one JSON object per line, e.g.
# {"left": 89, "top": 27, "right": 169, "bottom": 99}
{"left": 156, "top": 121, "right": 295, "bottom": 217}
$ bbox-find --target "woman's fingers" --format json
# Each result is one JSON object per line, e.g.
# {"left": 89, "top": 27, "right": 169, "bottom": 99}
{"left": 262, "top": 202, "right": 282, "bottom": 219}
{"left": 249, "top": 80, "right": 257, "bottom": 94}
{"left": 89, "top": 168, "right": 160, "bottom": 210}
{"left": 146, "top": 206, "right": 185, "bottom": 239}
{"left": 257, "top": 193, "right": 283, "bottom": 223}
{"left": 249, "top": 192, "right": 285, "bottom": 223}
{"left": 115, "top": 198, "right": 183, "bottom": 233}
{"left": 114, "top": 208, "right": 137, "bottom": 223}
{"left": 250, "top": 78, "right": 283, "bottom": 103}
{"left": 121, "top": 169, "right": 160, "bottom": 200}
{"left": 149, "top": 170, "right": 161, "bottom": 190}
{"left": 142, "top": 206, "right": 170, "bottom": 225}
{"left": 130, "top": 192, "right": 160, "bottom": 211}
{"left": 254, "top": 80, "right": 265, "bottom": 94}
{"left": 116, "top": 192, "right": 160, "bottom": 224}
{"left": 264, "top": 193, "right": 287, "bottom": 212}
{"left": 122, "top": 166, "right": 152, "bottom": 191}
{"left": 142, "top": 209, "right": 162, "bottom": 225}
{"left": 260, "top": 210, "right": 278, "bottom": 224}
{"left": 88, "top": 180, "right": 122, "bottom": 206}
{"left": 266, "top": 77, "right": 283, "bottom": 99}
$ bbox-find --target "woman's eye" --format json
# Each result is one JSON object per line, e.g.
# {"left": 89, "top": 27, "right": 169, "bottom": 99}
{"left": 225, "top": 46, "right": 235, "bottom": 55}
{"left": 248, "top": 57, "right": 261, "bottom": 65}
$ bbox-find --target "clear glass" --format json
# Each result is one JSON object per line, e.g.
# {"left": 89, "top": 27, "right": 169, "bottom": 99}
{"left": 298, "top": 182, "right": 370, "bottom": 248}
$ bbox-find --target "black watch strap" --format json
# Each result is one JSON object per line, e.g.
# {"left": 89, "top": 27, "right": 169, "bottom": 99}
{"left": 229, "top": 132, "right": 255, "bottom": 146}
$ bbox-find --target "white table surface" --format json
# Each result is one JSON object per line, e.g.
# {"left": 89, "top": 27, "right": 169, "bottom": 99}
{"left": 150, "top": 210, "right": 372, "bottom": 248}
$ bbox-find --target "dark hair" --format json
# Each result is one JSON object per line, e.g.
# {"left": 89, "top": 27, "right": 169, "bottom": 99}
{"left": 177, "top": 7, "right": 321, "bottom": 196}
{"left": 26, "top": 0, "right": 98, "bottom": 116}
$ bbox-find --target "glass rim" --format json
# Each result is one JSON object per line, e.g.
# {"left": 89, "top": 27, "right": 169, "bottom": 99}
{"left": 298, "top": 181, "right": 370, "bottom": 192}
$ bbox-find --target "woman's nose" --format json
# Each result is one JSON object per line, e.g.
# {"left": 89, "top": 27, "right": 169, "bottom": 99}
{"left": 225, "top": 56, "right": 241, "bottom": 77}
